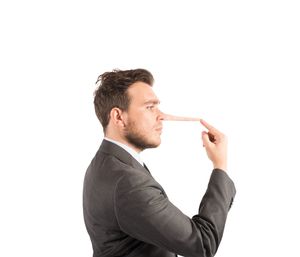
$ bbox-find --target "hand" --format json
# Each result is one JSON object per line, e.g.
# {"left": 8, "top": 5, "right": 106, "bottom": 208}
{"left": 200, "top": 119, "right": 228, "bottom": 171}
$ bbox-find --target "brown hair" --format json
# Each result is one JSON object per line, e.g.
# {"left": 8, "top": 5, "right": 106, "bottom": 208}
{"left": 94, "top": 68, "right": 154, "bottom": 132}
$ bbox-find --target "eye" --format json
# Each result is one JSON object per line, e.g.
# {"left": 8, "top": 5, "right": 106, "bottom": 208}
{"left": 146, "top": 105, "right": 155, "bottom": 110}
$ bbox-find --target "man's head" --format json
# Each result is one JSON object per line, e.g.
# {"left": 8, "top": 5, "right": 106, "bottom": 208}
{"left": 94, "top": 69, "right": 164, "bottom": 152}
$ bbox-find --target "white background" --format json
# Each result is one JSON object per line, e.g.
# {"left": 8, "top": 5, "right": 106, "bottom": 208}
{"left": 1, "top": 1, "right": 299, "bottom": 256}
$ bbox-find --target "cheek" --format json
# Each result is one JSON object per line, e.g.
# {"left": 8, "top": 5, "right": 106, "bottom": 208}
{"left": 138, "top": 110, "right": 153, "bottom": 121}
{"left": 145, "top": 115, "right": 157, "bottom": 129}
{"left": 132, "top": 110, "right": 157, "bottom": 130}
{"left": 139, "top": 120, "right": 152, "bottom": 132}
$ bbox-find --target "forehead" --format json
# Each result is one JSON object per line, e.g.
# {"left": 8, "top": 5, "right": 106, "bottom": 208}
{"left": 127, "top": 82, "right": 159, "bottom": 104}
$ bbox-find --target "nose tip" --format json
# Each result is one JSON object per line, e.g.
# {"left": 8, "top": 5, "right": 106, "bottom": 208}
{"left": 158, "top": 111, "right": 166, "bottom": 121}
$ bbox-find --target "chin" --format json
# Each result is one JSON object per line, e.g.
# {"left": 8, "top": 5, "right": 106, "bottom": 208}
{"left": 152, "top": 137, "right": 161, "bottom": 148}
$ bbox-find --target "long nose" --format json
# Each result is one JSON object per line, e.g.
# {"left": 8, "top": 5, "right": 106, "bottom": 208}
{"left": 159, "top": 112, "right": 201, "bottom": 121}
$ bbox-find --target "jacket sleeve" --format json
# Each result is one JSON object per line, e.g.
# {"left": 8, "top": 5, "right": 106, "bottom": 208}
{"left": 114, "top": 169, "right": 236, "bottom": 257}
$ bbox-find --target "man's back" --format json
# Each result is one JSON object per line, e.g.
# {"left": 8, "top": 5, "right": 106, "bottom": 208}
{"left": 83, "top": 140, "right": 177, "bottom": 256}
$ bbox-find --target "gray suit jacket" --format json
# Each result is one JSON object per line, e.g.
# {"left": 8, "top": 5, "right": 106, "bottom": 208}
{"left": 83, "top": 140, "right": 236, "bottom": 257}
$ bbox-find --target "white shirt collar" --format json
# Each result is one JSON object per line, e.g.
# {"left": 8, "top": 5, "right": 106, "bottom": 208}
{"left": 104, "top": 137, "right": 144, "bottom": 166}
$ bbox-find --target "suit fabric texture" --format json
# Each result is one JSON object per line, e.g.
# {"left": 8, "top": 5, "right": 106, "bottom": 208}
{"left": 83, "top": 140, "right": 236, "bottom": 257}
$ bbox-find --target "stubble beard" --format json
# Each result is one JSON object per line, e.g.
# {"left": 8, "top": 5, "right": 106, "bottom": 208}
{"left": 124, "top": 119, "right": 160, "bottom": 151}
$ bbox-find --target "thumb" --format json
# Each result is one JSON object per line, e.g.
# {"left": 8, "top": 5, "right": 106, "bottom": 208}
{"left": 202, "top": 131, "right": 213, "bottom": 147}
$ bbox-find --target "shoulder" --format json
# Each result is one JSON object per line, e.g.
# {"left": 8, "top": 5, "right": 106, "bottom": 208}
{"left": 114, "top": 165, "right": 166, "bottom": 207}
{"left": 115, "top": 164, "right": 153, "bottom": 189}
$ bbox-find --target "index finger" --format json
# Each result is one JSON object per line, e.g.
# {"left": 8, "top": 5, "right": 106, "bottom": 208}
{"left": 200, "top": 119, "right": 221, "bottom": 134}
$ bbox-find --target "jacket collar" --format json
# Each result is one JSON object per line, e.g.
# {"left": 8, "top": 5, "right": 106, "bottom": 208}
{"left": 99, "top": 139, "right": 149, "bottom": 174}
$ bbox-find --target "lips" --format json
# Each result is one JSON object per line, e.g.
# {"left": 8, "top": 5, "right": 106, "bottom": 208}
{"left": 155, "top": 127, "right": 163, "bottom": 133}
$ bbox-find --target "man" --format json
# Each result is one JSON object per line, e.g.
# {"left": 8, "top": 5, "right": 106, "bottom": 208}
{"left": 83, "top": 68, "right": 236, "bottom": 257}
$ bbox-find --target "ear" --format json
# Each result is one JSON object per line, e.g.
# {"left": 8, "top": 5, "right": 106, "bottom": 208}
{"left": 110, "top": 107, "right": 126, "bottom": 127}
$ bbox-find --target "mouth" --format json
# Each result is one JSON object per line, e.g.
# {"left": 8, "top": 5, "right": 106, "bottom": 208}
{"left": 155, "top": 126, "right": 163, "bottom": 134}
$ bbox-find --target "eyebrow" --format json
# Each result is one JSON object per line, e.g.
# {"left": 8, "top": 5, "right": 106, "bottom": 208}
{"left": 143, "top": 99, "right": 161, "bottom": 105}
